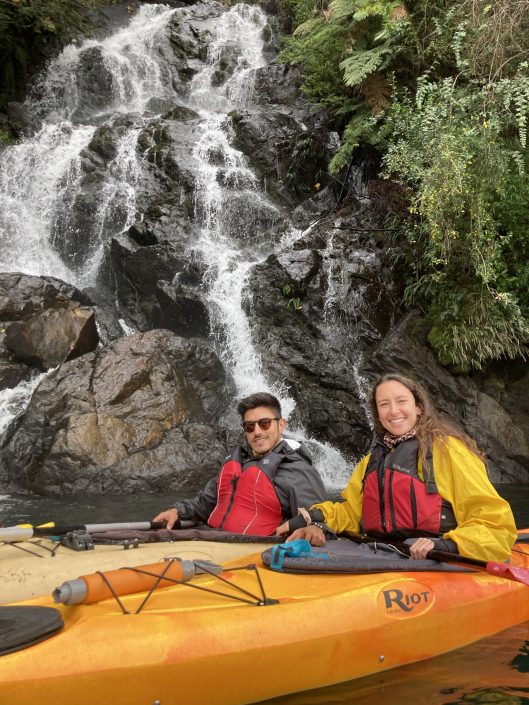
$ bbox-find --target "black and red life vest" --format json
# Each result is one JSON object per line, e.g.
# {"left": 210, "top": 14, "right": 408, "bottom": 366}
{"left": 208, "top": 447, "right": 283, "bottom": 535}
{"left": 361, "top": 438, "right": 457, "bottom": 538}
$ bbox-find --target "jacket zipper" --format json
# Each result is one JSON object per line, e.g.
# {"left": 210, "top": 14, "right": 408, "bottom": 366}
{"left": 388, "top": 469, "right": 397, "bottom": 532}
{"left": 409, "top": 481, "right": 418, "bottom": 528}
{"left": 219, "top": 475, "right": 239, "bottom": 529}
{"left": 377, "top": 453, "right": 386, "bottom": 532}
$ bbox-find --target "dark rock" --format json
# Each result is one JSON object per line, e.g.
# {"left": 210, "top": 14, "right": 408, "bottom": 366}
{"left": 127, "top": 222, "right": 158, "bottom": 247}
{"left": 0, "top": 272, "right": 93, "bottom": 321}
{"left": 0, "top": 272, "right": 99, "bottom": 373}
{"left": 244, "top": 211, "right": 401, "bottom": 456}
{"left": 5, "top": 305, "right": 99, "bottom": 371}
{"left": 230, "top": 107, "right": 335, "bottom": 206}
{"left": 154, "top": 280, "right": 210, "bottom": 337}
{"left": 6, "top": 102, "right": 42, "bottom": 138}
{"left": 210, "top": 42, "right": 242, "bottom": 87}
{"left": 254, "top": 64, "right": 304, "bottom": 107}
{"left": 109, "top": 235, "right": 188, "bottom": 330}
{"left": 70, "top": 46, "right": 115, "bottom": 122}
{"left": 0, "top": 334, "right": 31, "bottom": 391}
{"left": 276, "top": 249, "right": 319, "bottom": 285}
{"left": 0, "top": 330, "right": 234, "bottom": 495}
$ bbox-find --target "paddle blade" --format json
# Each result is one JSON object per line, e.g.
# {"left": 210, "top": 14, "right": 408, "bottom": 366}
{"left": 486, "top": 562, "right": 529, "bottom": 586}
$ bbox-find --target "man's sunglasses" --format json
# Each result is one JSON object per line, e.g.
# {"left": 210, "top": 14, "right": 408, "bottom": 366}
{"left": 242, "top": 417, "right": 280, "bottom": 433}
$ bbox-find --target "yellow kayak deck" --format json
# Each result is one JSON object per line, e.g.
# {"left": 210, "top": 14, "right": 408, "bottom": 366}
{"left": 1, "top": 541, "right": 529, "bottom": 705}
{"left": 0, "top": 537, "right": 271, "bottom": 603}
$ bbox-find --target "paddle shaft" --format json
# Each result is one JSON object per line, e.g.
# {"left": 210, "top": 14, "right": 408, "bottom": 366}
{"left": 311, "top": 529, "right": 529, "bottom": 588}
{"left": 34, "top": 521, "right": 167, "bottom": 536}
{"left": 346, "top": 532, "right": 529, "bottom": 586}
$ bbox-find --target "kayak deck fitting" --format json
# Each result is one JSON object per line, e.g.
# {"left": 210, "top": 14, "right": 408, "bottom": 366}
{"left": 0, "top": 534, "right": 528, "bottom": 705}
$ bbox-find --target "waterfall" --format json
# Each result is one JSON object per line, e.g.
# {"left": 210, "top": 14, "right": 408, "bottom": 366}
{"left": 0, "top": 4, "right": 180, "bottom": 441}
{"left": 184, "top": 4, "right": 349, "bottom": 484}
{"left": 0, "top": 3, "right": 350, "bottom": 487}
{"left": 0, "top": 372, "right": 47, "bottom": 437}
{"left": 187, "top": 5, "right": 297, "bottom": 415}
{"left": 0, "top": 4, "right": 178, "bottom": 286}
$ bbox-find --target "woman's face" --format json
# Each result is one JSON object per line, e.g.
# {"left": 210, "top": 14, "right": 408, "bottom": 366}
{"left": 375, "top": 380, "right": 421, "bottom": 436}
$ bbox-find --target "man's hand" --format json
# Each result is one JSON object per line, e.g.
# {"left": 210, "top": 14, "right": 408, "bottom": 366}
{"left": 409, "top": 537, "right": 435, "bottom": 559}
{"left": 286, "top": 525, "right": 326, "bottom": 546}
{"left": 275, "top": 521, "right": 289, "bottom": 536}
{"left": 153, "top": 507, "right": 179, "bottom": 530}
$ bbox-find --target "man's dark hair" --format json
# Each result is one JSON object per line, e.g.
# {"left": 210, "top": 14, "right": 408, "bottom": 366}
{"left": 236, "top": 392, "right": 282, "bottom": 419}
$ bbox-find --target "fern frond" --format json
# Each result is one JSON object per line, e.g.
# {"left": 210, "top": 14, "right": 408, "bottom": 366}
{"left": 293, "top": 17, "right": 325, "bottom": 37}
{"left": 340, "top": 44, "right": 392, "bottom": 87}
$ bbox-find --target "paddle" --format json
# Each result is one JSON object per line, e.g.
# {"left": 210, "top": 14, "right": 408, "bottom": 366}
{"left": 33, "top": 521, "right": 169, "bottom": 536}
{"left": 343, "top": 531, "right": 529, "bottom": 587}
{"left": 403, "top": 544, "right": 529, "bottom": 587}
{"left": 0, "top": 521, "right": 169, "bottom": 539}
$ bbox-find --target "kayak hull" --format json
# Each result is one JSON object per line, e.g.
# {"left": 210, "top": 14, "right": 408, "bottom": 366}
{"left": 1, "top": 542, "right": 529, "bottom": 705}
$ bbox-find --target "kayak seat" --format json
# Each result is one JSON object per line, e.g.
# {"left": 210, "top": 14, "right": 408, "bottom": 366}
{"left": 0, "top": 606, "right": 64, "bottom": 656}
{"left": 262, "top": 539, "right": 474, "bottom": 574}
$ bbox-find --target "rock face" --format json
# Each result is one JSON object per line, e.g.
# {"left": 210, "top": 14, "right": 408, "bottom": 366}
{"left": 0, "top": 273, "right": 99, "bottom": 382}
{"left": 5, "top": 305, "right": 98, "bottom": 371}
{"left": 0, "top": 330, "right": 233, "bottom": 494}
{"left": 244, "top": 203, "right": 401, "bottom": 459}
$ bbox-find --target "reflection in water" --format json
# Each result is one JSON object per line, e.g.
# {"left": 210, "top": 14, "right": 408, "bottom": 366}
{"left": 511, "top": 641, "right": 529, "bottom": 673}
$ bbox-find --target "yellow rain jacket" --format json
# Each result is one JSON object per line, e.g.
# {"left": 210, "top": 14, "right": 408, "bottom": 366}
{"left": 312, "top": 436, "right": 517, "bottom": 562}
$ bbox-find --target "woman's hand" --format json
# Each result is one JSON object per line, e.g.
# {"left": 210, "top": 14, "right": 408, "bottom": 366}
{"left": 409, "top": 537, "right": 435, "bottom": 559}
{"left": 286, "top": 525, "right": 326, "bottom": 546}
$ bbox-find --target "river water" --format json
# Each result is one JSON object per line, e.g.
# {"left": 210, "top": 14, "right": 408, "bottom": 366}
{"left": 1, "top": 484, "right": 528, "bottom": 705}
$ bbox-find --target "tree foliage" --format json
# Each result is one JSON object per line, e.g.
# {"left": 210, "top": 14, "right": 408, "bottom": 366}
{"left": 280, "top": 0, "right": 529, "bottom": 370}
{"left": 0, "top": 0, "right": 108, "bottom": 105}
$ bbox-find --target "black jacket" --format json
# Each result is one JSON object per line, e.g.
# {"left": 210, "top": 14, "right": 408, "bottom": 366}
{"left": 173, "top": 437, "right": 326, "bottom": 528}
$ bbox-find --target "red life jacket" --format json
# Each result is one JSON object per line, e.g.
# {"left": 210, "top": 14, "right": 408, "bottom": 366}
{"left": 208, "top": 449, "right": 282, "bottom": 535}
{"left": 361, "top": 438, "right": 456, "bottom": 538}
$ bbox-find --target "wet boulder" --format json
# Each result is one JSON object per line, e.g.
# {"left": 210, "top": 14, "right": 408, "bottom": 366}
{"left": 154, "top": 280, "right": 210, "bottom": 338}
{"left": 0, "top": 272, "right": 99, "bottom": 373}
{"left": 5, "top": 304, "right": 98, "bottom": 371}
{"left": 0, "top": 333, "right": 31, "bottom": 391}
{"left": 0, "top": 330, "right": 234, "bottom": 495}
{"left": 244, "top": 209, "right": 401, "bottom": 457}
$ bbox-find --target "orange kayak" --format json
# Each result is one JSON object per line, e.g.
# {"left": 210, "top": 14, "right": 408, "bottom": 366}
{"left": 0, "top": 537, "right": 528, "bottom": 705}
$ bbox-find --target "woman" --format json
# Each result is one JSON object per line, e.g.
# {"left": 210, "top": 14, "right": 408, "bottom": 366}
{"left": 287, "top": 373, "right": 517, "bottom": 561}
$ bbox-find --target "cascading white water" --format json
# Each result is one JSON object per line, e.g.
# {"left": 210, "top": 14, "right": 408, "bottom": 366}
{"left": 0, "top": 3, "right": 349, "bottom": 485}
{"left": 0, "top": 123, "right": 95, "bottom": 281}
{"left": 79, "top": 127, "right": 143, "bottom": 287}
{"left": 0, "top": 5, "right": 178, "bottom": 432}
{"left": 0, "top": 372, "right": 46, "bottom": 437}
{"left": 185, "top": 4, "right": 349, "bottom": 484}
{"left": 0, "top": 4, "right": 177, "bottom": 287}
{"left": 187, "top": 5, "right": 298, "bottom": 416}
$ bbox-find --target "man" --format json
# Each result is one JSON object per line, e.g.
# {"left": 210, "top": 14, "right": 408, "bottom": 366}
{"left": 153, "top": 392, "right": 326, "bottom": 536}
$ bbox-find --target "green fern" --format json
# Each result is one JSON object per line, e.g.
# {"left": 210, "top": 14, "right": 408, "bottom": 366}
{"left": 340, "top": 45, "right": 392, "bottom": 87}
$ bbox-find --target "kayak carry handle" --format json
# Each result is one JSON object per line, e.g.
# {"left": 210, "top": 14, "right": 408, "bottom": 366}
{"left": 53, "top": 558, "right": 223, "bottom": 605}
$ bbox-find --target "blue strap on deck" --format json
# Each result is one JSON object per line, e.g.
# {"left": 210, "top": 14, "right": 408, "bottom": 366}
{"left": 269, "top": 539, "right": 329, "bottom": 571}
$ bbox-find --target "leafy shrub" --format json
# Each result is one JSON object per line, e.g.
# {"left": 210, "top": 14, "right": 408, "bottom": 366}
{"left": 279, "top": 0, "right": 529, "bottom": 369}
